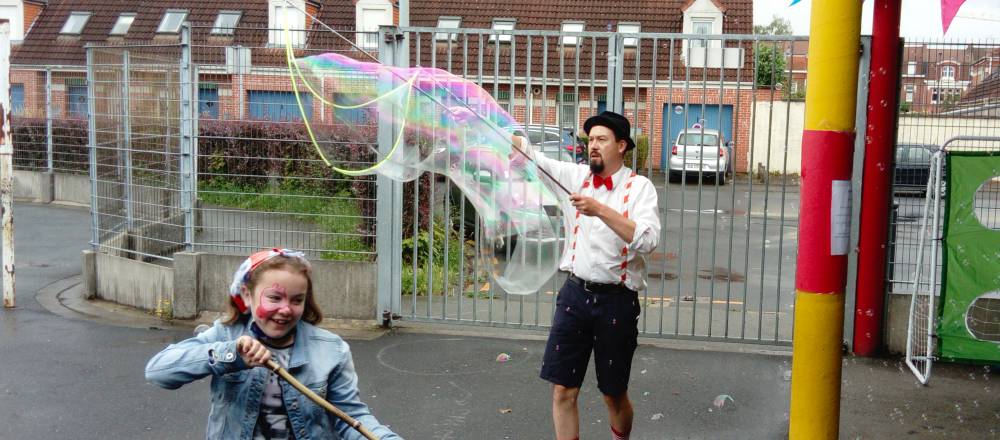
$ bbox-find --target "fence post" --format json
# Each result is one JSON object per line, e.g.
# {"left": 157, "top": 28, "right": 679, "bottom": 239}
{"left": 86, "top": 47, "right": 100, "bottom": 249}
{"left": 45, "top": 68, "right": 52, "bottom": 172}
{"left": 179, "top": 23, "right": 195, "bottom": 251}
{"left": 606, "top": 33, "right": 625, "bottom": 114}
{"left": 122, "top": 49, "right": 134, "bottom": 230}
{"left": 375, "top": 26, "right": 404, "bottom": 325}
{"left": 0, "top": 19, "right": 16, "bottom": 308}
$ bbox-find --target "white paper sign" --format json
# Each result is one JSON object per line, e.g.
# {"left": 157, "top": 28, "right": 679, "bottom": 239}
{"left": 831, "top": 180, "right": 852, "bottom": 255}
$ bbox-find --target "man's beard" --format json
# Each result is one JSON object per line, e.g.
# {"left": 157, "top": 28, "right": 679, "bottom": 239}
{"left": 589, "top": 157, "right": 604, "bottom": 174}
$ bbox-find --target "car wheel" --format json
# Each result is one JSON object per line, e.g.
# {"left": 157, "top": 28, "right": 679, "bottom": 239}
{"left": 717, "top": 172, "right": 727, "bottom": 186}
{"left": 669, "top": 170, "right": 680, "bottom": 183}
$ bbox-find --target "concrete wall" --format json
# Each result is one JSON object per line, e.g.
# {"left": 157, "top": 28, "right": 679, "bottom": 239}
{"left": 192, "top": 252, "right": 377, "bottom": 321}
{"left": 94, "top": 252, "right": 174, "bottom": 312}
{"left": 898, "top": 115, "right": 1000, "bottom": 147}
{"left": 13, "top": 170, "right": 52, "bottom": 203}
{"left": 14, "top": 170, "right": 91, "bottom": 205}
{"left": 54, "top": 173, "right": 91, "bottom": 205}
{"left": 884, "top": 293, "right": 912, "bottom": 355}
{"left": 749, "top": 100, "right": 805, "bottom": 175}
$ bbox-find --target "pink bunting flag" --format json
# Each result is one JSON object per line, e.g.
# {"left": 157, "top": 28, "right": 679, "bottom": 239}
{"left": 941, "top": 0, "right": 968, "bottom": 34}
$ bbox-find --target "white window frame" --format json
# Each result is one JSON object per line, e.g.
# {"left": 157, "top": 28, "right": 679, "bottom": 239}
{"left": 907, "top": 61, "right": 917, "bottom": 75}
{"left": 109, "top": 13, "right": 136, "bottom": 36}
{"left": 356, "top": 0, "right": 393, "bottom": 50}
{"left": 690, "top": 19, "right": 713, "bottom": 49}
{"left": 941, "top": 65, "right": 956, "bottom": 81}
{"left": 157, "top": 9, "right": 189, "bottom": 34}
{"left": 561, "top": 21, "right": 584, "bottom": 46}
{"left": 60, "top": 12, "right": 91, "bottom": 35}
{"left": 559, "top": 93, "right": 578, "bottom": 128}
{"left": 269, "top": 0, "right": 306, "bottom": 47}
{"left": 905, "top": 85, "right": 914, "bottom": 102}
{"left": 435, "top": 16, "right": 461, "bottom": 41}
{"left": 618, "top": 22, "right": 640, "bottom": 48}
{"left": 490, "top": 18, "right": 516, "bottom": 43}
{"left": 212, "top": 11, "right": 243, "bottom": 35}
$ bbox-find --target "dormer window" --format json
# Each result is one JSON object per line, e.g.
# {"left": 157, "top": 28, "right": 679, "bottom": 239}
{"left": 561, "top": 21, "right": 584, "bottom": 46}
{"left": 941, "top": 65, "right": 956, "bottom": 80}
{"left": 690, "top": 19, "right": 713, "bottom": 48}
{"left": 356, "top": 0, "right": 393, "bottom": 50}
{"left": 157, "top": 10, "right": 189, "bottom": 34}
{"left": 110, "top": 13, "right": 136, "bottom": 36}
{"left": 618, "top": 22, "right": 640, "bottom": 47}
{"left": 270, "top": 0, "right": 306, "bottom": 47}
{"left": 435, "top": 16, "right": 461, "bottom": 42}
{"left": 60, "top": 12, "right": 91, "bottom": 35}
{"left": 212, "top": 11, "right": 242, "bottom": 35}
{"left": 490, "top": 18, "right": 515, "bottom": 43}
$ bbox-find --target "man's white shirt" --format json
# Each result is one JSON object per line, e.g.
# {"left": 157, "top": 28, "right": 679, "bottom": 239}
{"left": 528, "top": 147, "right": 661, "bottom": 292}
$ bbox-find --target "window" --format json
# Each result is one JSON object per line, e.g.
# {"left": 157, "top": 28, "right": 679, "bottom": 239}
{"left": 198, "top": 84, "right": 219, "bottom": 119}
{"left": 157, "top": 10, "right": 189, "bottom": 33}
{"left": 490, "top": 19, "right": 515, "bottom": 43}
{"left": 941, "top": 65, "right": 956, "bottom": 80}
{"left": 60, "top": 12, "right": 91, "bottom": 35}
{"left": 357, "top": 6, "right": 391, "bottom": 49}
{"left": 334, "top": 94, "right": 370, "bottom": 124}
{"left": 270, "top": 3, "right": 306, "bottom": 47}
{"left": 905, "top": 85, "right": 914, "bottom": 102}
{"left": 907, "top": 61, "right": 916, "bottom": 75}
{"left": 110, "top": 13, "right": 136, "bottom": 36}
{"left": 618, "top": 22, "right": 640, "bottom": 47}
{"left": 561, "top": 21, "right": 584, "bottom": 46}
{"left": 435, "top": 16, "right": 461, "bottom": 41}
{"left": 248, "top": 91, "right": 312, "bottom": 121}
{"left": 212, "top": 11, "right": 242, "bottom": 35}
{"left": 493, "top": 89, "right": 511, "bottom": 113}
{"left": 559, "top": 93, "right": 577, "bottom": 128}
{"left": 10, "top": 84, "right": 24, "bottom": 116}
{"left": 931, "top": 87, "right": 939, "bottom": 103}
{"left": 691, "top": 20, "right": 712, "bottom": 48}
{"left": 66, "top": 80, "right": 88, "bottom": 118}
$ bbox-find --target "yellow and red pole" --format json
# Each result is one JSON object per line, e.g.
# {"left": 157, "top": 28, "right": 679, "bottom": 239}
{"left": 789, "top": 0, "right": 863, "bottom": 438}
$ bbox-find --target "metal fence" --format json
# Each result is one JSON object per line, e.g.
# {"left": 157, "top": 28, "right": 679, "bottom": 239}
{"left": 389, "top": 27, "right": 815, "bottom": 345}
{"left": 82, "top": 24, "right": 381, "bottom": 261}
{"left": 9, "top": 67, "right": 91, "bottom": 174}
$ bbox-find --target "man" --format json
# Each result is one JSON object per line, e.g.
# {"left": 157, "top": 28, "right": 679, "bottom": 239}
{"left": 513, "top": 111, "right": 660, "bottom": 440}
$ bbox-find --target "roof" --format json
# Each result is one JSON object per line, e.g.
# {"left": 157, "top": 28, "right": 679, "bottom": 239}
{"left": 408, "top": 0, "right": 754, "bottom": 82}
{"left": 11, "top": 0, "right": 358, "bottom": 66}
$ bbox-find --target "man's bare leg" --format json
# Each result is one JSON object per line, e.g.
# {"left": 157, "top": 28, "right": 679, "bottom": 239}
{"left": 603, "top": 392, "right": 633, "bottom": 439}
{"left": 552, "top": 384, "right": 581, "bottom": 440}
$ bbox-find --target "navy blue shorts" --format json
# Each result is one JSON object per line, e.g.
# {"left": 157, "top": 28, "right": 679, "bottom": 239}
{"left": 539, "top": 278, "right": 640, "bottom": 396}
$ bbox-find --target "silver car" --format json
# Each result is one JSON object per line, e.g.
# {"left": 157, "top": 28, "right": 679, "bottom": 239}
{"left": 668, "top": 128, "right": 730, "bottom": 185}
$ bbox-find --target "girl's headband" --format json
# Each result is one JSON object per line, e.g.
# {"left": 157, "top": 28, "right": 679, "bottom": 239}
{"left": 228, "top": 248, "right": 308, "bottom": 314}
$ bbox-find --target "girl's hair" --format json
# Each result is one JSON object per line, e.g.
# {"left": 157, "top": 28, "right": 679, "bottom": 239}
{"left": 223, "top": 255, "right": 323, "bottom": 325}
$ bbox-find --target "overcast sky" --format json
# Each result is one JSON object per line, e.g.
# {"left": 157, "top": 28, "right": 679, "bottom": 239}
{"left": 754, "top": 0, "right": 999, "bottom": 40}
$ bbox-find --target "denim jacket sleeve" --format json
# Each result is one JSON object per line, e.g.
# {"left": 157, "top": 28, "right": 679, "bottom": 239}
{"left": 144, "top": 320, "right": 249, "bottom": 389}
{"left": 327, "top": 343, "right": 402, "bottom": 440}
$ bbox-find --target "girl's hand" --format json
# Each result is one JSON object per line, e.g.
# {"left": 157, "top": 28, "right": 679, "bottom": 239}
{"left": 236, "top": 335, "right": 272, "bottom": 368}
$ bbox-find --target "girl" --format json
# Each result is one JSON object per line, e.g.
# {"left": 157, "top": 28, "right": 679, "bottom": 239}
{"left": 145, "top": 248, "right": 401, "bottom": 440}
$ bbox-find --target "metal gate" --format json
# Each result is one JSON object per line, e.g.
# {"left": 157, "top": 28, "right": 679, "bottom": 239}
{"left": 386, "top": 27, "right": 816, "bottom": 345}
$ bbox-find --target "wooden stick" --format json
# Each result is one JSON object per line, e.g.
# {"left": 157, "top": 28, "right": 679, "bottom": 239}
{"left": 265, "top": 359, "right": 380, "bottom": 440}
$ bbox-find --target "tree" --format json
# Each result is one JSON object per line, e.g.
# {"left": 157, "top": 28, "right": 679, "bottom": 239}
{"left": 754, "top": 16, "right": 793, "bottom": 35}
{"left": 755, "top": 44, "right": 788, "bottom": 88}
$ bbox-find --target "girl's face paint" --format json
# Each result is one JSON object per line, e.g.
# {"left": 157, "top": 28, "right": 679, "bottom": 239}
{"left": 247, "top": 269, "right": 309, "bottom": 340}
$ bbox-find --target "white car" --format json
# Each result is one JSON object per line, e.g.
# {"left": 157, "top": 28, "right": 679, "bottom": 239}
{"left": 668, "top": 128, "right": 730, "bottom": 185}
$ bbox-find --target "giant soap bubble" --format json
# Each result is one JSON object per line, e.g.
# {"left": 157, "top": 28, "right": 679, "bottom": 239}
{"left": 284, "top": 49, "right": 566, "bottom": 295}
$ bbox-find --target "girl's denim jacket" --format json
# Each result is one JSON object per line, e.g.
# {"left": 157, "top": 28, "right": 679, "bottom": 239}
{"left": 145, "top": 318, "right": 402, "bottom": 440}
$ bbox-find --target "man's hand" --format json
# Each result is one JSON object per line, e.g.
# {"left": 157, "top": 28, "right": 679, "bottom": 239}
{"left": 570, "top": 193, "right": 607, "bottom": 217}
{"left": 236, "top": 335, "right": 272, "bottom": 368}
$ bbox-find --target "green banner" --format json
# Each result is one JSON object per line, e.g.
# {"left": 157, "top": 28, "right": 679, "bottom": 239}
{"left": 938, "top": 152, "right": 1000, "bottom": 363}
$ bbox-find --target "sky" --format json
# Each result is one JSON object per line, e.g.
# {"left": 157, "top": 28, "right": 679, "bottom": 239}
{"left": 754, "top": 0, "right": 999, "bottom": 40}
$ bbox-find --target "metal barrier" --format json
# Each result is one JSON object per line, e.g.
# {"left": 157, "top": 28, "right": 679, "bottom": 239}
{"left": 390, "top": 27, "right": 814, "bottom": 345}
{"left": 10, "top": 66, "right": 91, "bottom": 174}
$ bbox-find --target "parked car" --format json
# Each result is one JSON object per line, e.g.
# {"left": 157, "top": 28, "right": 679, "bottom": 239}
{"left": 667, "top": 127, "right": 732, "bottom": 185}
{"left": 513, "top": 124, "right": 587, "bottom": 164}
{"left": 894, "top": 143, "right": 937, "bottom": 196}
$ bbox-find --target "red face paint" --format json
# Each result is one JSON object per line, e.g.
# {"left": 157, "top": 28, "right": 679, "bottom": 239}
{"left": 255, "top": 283, "right": 289, "bottom": 320}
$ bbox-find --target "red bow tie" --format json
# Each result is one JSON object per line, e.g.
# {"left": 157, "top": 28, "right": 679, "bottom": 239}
{"left": 592, "top": 174, "right": 613, "bottom": 191}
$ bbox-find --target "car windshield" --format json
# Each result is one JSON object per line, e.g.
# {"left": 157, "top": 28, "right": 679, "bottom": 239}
{"left": 678, "top": 133, "right": 719, "bottom": 146}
